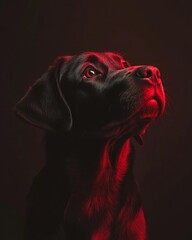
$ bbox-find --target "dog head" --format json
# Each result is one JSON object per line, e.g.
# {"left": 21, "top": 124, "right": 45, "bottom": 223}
{"left": 15, "top": 52, "right": 165, "bottom": 142}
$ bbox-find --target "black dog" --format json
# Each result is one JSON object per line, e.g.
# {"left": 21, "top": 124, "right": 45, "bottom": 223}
{"left": 15, "top": 52, "right": 165, "bottom": 240}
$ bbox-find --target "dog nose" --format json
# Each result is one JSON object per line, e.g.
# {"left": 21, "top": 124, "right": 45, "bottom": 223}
{"left": 135, "top": 66, "right": 161, "bottom": 84}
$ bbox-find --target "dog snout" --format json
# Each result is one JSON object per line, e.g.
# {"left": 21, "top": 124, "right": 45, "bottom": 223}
{"left": 134, "top": 66, "right": 162, "bottom": 85}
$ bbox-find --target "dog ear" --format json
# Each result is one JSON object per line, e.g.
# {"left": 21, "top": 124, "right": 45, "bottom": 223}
{"left": 15, "top": 56, "right": 73, "bottom": 132}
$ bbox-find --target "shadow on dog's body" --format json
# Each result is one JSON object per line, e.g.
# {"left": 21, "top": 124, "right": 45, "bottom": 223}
{"left": 15, "top": 52, "right": 165, "bottom": 240}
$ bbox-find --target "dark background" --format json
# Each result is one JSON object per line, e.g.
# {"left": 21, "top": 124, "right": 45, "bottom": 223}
{"left": 1, "top": 0, "right": 192, "bottom": 239}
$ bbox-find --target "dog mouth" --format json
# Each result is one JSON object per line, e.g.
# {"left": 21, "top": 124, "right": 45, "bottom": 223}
{"left": 101, "top": 97, "right": 163, "bottom": 143}
{"left": 95, "top": 91, "right": 165, "bottom": 144}
{"left": 99, "top": 99, "right": 159, "bottom": 140}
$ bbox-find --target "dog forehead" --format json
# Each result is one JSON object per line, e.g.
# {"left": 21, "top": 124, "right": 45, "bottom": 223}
{"left": 75, "top": 52, "right": 126, "bottom": 69}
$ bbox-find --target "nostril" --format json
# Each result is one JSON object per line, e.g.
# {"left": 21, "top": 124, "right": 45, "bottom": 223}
{"left": 143, "top": 70, "right": 152, "bottom": 78}
{"left": 136, "top": 69, "right": 152, "bottom": 78}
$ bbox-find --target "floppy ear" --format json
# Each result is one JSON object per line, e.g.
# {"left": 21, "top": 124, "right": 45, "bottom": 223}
{"left": 15, "top": 56, "right": 73, "bottom": 132}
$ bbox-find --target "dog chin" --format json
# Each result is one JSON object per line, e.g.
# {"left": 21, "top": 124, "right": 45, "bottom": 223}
{"left": 139, "top": 99, "right": 160, "bottom": 120}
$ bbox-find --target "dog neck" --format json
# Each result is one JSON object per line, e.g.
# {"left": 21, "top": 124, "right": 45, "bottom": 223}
{"left": 45, "top": 133, "right": 133, "bottom": 188}
{"left": 45, "top": 132, "right": 140, "bottom": 237}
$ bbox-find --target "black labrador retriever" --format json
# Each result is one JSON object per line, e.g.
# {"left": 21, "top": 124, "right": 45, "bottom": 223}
{"left": 15, "top": 52, "right": 165, "bottom": 240}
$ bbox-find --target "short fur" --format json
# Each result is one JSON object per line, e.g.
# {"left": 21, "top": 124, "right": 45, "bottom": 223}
{"left": 15, "top": 52, "right": 165, "bottom": 240}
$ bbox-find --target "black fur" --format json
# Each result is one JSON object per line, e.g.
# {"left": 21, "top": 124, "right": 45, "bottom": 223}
{"left": 15, "top": 52, "right": 165, "bottom": 240}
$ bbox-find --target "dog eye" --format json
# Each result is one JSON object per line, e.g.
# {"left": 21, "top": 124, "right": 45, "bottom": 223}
{"left": 83, "top": 67, "right": 101, "bottom": 79}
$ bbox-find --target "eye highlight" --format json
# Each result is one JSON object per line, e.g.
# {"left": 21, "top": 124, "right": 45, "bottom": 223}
{"left": 82, "top": 66, "right": 101, "bottom": 79}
